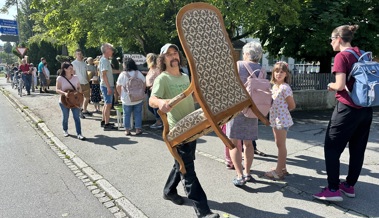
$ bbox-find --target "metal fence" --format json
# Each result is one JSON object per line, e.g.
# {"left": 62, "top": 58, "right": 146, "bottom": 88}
{"left": 290, "top": 73, "right": 335, "bottom": 90}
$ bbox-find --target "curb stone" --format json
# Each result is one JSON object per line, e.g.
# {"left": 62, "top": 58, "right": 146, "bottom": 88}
{"left": 96, "top": 179, "right": 124, "bottom": 200}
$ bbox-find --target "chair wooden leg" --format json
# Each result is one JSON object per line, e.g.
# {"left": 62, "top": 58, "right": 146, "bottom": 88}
{"left": 165, "top": 143, "right": 187, "bottom": 175}
{"left": 158, "top": 110, "right": 187, "bottom": 174}
{"left": 249, "top": 102, "right": 269, "bottom": 125}
{"left": 212, "top": 124, "right": 235, "bottom": 150}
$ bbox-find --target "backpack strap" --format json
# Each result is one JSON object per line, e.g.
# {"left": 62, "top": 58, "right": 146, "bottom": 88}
{"left": 122, "top": 71, "right": 130, "bottom": 92}
{"left": 241, "top": 61, "right": 265, "bottom": 79}
{"left": 345, "top": 49, "right": 361, "bottom": 60}
{"left": 345, "top": 49, "right": 372, "bottom": 62}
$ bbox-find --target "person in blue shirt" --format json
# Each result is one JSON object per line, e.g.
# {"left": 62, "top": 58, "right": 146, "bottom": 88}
{"left": 38, "top": 57, "right": 48, "bottom": 93}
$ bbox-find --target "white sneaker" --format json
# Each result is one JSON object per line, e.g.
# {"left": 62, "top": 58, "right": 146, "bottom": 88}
{"left": 77, "top": 134, "right": 86, "bottom": 140}
{"left": 63, "top": 131, "right": 69, "bottom": 137}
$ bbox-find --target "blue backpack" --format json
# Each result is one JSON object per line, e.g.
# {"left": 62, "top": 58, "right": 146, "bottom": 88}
{"left": 345, "top": 49, "right": 379, "bottom": 107}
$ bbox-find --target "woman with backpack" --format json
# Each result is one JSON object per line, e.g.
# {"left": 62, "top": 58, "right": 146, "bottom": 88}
{"left": 226, "top": 41, "right": 266, "bottom": 186}
{"left": 313, "top": 25, "right": 373, "bottom": 202}
{"left": 116, "top": 57, "right": 146, "bottom": 136}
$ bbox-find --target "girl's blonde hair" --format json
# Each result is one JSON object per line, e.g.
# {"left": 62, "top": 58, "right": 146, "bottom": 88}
{"left": 270, "top": 61, "right": 291, "bottom": 84}
{"left": 146, "top": 53, "right": 157, "bottom": 69}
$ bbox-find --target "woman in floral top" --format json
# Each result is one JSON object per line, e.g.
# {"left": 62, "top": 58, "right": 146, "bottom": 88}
{"left": 265, "top": 61, "right": 296, "bottom": 180}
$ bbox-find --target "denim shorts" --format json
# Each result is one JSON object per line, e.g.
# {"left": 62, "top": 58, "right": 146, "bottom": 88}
{"left": 273, "top": 126, "right": 290, "bottom": 131}
{"left": 100, "top": 86, "right": 114, "bottom": 104}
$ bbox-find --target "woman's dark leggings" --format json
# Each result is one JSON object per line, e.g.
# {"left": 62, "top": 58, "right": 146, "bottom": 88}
{"left": 324, "top": 101, "right": 373, "bottom": 190}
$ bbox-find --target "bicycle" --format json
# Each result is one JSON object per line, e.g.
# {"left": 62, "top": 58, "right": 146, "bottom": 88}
{"left": 11, "top": 71, "right": 20, "bottom": 90}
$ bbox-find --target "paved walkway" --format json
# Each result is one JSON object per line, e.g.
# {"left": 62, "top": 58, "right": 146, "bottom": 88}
{"left": 1, "top": 77, "right": 378, "bottom": 218}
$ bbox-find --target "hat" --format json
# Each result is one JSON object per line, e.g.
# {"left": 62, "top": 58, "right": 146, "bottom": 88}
{"left": 160, "top": 43, "right": 179, "bottom": 55}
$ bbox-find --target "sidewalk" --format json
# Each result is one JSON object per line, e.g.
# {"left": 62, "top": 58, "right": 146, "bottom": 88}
{"left": 1, "top": 77, "right": 378, "bottom": 218}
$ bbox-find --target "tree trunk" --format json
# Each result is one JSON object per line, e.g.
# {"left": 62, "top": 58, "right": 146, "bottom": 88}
{"left": 61, "top": 45, "right": 68, "bottom": 56}
{"left": 319, "top": 55, "right": 332, "bottom": 74}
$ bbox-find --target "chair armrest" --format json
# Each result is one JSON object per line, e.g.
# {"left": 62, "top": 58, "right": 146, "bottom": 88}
{"left": 167, "top": 88, "right": 194, "bottom": 108}
{"left": 168, "top": 93, "right": 186, "bottom": 107}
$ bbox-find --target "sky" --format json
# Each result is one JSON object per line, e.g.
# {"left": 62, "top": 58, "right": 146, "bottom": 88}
{"left": 0, "top": 4, "right": 18, "bottom": 45}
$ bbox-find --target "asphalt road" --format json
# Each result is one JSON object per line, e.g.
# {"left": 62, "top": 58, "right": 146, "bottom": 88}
{"left": 0, "top": 93, "right": 113, "bottom": 218}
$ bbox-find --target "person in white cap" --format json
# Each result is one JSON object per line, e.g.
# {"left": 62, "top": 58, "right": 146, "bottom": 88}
{"left": 149, "top": 43, "right": 219, "bottom": 218}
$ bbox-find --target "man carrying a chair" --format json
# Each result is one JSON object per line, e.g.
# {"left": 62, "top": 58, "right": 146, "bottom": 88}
{"left": 149, "top": 43, "right": 219, "bottom": 218}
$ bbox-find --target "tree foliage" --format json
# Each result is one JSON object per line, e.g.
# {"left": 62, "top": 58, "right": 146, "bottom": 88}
{"left": 5, "top": 0, "right": 377, "bottom": 75}
{"left": 0, "top": 0, "right": 17, "bottom": 14}
{"left": 0, "top": 51, "right": 18, "bottom": 64}
{"left": 3, "top": 42, "right": 13, "bottom": 54}
{"left": 17, "top": 0, "right": 37, "bottom": 43}
{"left": 25, "top": 41, "right": 62, "bottom": 75}
{"left": 29, "top": 0, "right": 300, "bottom": 54}
{"left": 254, "top": 0, "right": 379, "bottom": 73}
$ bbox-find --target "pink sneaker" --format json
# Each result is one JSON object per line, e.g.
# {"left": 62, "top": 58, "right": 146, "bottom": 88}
{"left": 313, "top": 187, "right": 343, "bottom": 202}
{"left": 339, "top": 182, "right": 355, "bottom": 198}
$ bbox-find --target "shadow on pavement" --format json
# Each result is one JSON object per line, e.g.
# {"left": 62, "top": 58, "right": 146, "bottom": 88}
{"left": 85, "top": 135, "right": 138, "bottom": 150}
{"left": 208, "top": 200, "right": 323, "bottom": 218}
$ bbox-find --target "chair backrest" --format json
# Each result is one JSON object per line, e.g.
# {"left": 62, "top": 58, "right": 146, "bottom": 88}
{"left": 176, "top": 3, "right": 249, "bottom": 115}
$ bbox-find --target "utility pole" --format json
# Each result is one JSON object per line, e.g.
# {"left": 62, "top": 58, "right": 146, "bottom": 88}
{"left": 16, "top": 0, "right": 21, "bottom": 44}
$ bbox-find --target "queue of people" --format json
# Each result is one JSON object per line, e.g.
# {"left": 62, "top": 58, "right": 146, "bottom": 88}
{"left": 4, "top": 57, "right": 51, "bottom": 94}
{"left": 5, "top": 24, "right": 373, "bottom": 217}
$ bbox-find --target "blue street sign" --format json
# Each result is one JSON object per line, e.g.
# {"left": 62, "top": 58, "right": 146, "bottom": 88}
{"left": 0, "top": 26, "right": 18, "bottom": 35}
{"left": 0, "top": 18, "right": 18, "bottom": 28}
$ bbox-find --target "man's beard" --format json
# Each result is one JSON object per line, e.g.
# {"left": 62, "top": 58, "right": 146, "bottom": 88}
{"left": 170, "top": 59, "right": 180, "bottom": 67}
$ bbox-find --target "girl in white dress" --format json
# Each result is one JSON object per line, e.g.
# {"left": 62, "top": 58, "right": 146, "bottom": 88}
{"left": 265, "top": 61, "right": 296, "bottom": 180}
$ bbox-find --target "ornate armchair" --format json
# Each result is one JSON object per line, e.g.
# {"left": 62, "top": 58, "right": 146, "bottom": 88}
{"left": 158, "top": 2, "right": 269, "bottom": 174}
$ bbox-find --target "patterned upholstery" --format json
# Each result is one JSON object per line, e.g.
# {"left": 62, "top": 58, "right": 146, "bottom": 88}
{"left": 167, "top": 107, "right": 239, "bottom": 143}
{"left": 179, "top": 8, "right": 249, "bottom": 115}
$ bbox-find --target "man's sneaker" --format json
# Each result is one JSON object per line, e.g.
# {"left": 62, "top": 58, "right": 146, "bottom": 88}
{"left": 103, "top": 123, "right": 117, "bottom": 131}
{"left": 313, "top": 187, "right": 343, "bottom": 202}
{"left": 63, "top": 131, "right": 69, "bottom": 137}
{"left": 163, "top": 193, "right": 184, "bottom": 205}
{"left": 79, "top": 112, "right": 86, "bottom": 119}
{"left": 339, "top": 182, "right": 355, "bottom": 198}
{"left": 150, "top": 123, "right": 163, "bottom": 129}
{"left": 77, "top": 134, "right": 86, "bottom": 140}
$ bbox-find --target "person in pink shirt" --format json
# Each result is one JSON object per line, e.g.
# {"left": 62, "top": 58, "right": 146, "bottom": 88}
{"left": 56, "top": 62, "right": 86, "bottom": 140}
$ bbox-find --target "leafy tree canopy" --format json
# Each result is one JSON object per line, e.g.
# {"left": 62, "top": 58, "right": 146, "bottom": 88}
{"left": 254, "top": 0, "right": 379, "bottom": 73}
{"left": 29, "top": 0, "right": 301, "bottom": 54}
{"left": 4, "top": 42, "right": 13, "bottom": 54}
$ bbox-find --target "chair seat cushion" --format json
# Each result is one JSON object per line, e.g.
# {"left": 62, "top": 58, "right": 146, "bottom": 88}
{"left": 168, "top": 108, "right": 208, "bottom": 141}
{"left": 167, "top": 108, "right": 238, "bottom": 143}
